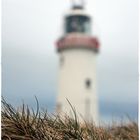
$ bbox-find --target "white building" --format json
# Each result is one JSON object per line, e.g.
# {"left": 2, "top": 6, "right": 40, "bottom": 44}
{"left": 56, "top": 5, "right": 100, "bottom": 123}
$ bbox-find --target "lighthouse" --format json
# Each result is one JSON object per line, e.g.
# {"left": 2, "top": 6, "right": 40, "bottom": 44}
{"left": 56, "top": 4, "right": 100, "bottom": 123}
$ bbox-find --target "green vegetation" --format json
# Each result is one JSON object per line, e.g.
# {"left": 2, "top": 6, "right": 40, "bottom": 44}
{"left": 2, "top": 98, "right": 138, "bottom": 140}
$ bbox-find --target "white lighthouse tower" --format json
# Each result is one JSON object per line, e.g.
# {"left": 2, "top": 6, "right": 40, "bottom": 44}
{"left": 56, "top": 4, "right": 100, "bottom": 123}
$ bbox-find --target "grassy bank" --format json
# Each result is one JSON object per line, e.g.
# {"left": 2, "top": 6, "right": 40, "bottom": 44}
{"left": 2, "top": 98, "right": 138, "bottom": 140}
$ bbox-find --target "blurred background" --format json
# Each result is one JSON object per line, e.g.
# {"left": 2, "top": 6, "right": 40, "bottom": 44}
{"left": 2, "top": 0, "right": 138, "bottom": 122}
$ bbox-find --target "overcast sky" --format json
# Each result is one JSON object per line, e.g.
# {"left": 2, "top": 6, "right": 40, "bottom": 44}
{"left": 2, "top": 0, "right": 138, "bottom": 122}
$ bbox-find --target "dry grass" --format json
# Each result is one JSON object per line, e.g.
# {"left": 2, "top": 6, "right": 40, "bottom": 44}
{"left": 2, "top": 98, "right": 139, "bottom": 140}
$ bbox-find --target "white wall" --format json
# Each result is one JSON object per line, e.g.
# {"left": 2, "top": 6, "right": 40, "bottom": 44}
{"left": 57, "top": 49, "right": 99, "bottom": 123}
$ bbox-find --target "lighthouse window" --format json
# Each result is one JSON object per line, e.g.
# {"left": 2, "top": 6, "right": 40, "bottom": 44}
{"left": 65, "top": 15, "right": 91, "bottom": 34}
{"left": 56, "top": 102, "right": 62, "bottom": 113}
{"left": 85, "top": 79, "right": 91, "bottom": 89}
{"left": 60, "top": 56, "right": 64, "bottom": 66}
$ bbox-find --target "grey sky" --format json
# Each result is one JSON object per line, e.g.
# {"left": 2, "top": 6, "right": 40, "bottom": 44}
{"left": 2, "top": 0, "right": 138, "bottom": 121}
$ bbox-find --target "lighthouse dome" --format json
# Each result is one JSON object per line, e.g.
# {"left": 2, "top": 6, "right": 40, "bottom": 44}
{"left": 56, "top": 5, "right": 100, "bottom": 53}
